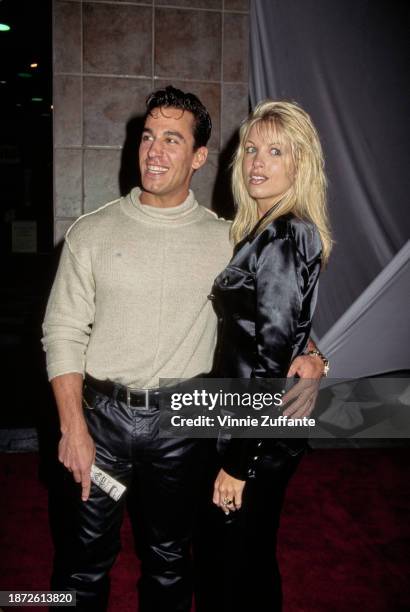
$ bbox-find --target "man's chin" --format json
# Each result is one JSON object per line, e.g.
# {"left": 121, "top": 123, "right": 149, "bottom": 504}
{"left": 139, "top": 184, "right": 169, "bottom": 205}
{"left": 141, "top": 179, "right": 166, "bottom": 194}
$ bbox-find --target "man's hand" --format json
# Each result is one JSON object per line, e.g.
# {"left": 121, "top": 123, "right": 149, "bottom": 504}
{"left": 58, "top": 427, "right": 96, "bottom": 501}
{"left": 283, "top": 352, "right": 324, "bottom": 418}
{"left": 51, "top": 372, "right": 95, "bottom": 501}
{"left": 213, "top": 468, "right": 246, "bottom": 514}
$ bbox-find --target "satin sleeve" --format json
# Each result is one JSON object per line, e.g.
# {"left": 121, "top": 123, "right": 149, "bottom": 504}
{"left": 220, "top": 224, "right": 322, "bottom": 481}
{"left": 253, "top": 234, "right": 303, "bottom": 378}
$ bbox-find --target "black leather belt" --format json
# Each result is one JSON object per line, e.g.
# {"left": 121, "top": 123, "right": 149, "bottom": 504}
{"left": 84, "top": 374, "right": 161, "bottom": 410}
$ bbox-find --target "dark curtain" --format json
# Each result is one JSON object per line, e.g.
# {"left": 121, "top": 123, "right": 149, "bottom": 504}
{"left": 249, "top": 0, "right": 410, "bottom": 352}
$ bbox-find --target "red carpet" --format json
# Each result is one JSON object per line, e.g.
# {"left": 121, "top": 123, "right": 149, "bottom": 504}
{"left": 0, "top": 449, "right": 409, "bottom": 611}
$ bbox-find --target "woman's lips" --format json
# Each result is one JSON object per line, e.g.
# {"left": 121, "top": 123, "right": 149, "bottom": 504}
{"left": 249, "top": 175, "right": 267, "bottom": 185}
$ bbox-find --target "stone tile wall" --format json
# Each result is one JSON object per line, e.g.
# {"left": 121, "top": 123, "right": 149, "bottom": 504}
{"left": 53, "top": 0, "right": 250, "bottom": 242}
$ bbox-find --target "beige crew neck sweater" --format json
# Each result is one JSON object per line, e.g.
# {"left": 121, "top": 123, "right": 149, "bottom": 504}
{"left": 42, "top": 188, "right": 232, "bottom": 388}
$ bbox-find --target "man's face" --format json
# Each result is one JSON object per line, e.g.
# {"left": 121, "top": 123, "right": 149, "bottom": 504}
{"left": 139, "top": 106, "right": 208, "bottom": 207}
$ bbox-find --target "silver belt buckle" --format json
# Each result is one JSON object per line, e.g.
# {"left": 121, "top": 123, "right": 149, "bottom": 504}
{"left": 126, "top": 387, "right": 150, "bottom": 409}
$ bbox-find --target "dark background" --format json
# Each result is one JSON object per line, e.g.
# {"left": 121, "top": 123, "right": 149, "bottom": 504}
{"left": 0, "top": 0, "right": 54, "bottom": 431}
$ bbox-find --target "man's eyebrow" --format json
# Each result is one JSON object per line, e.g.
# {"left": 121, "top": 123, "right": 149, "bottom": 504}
{"left": 164, "top": 130, "right": 185, "bottom": 141}
{"left": 141, "top": 128, "right": 185, "bottom": 141}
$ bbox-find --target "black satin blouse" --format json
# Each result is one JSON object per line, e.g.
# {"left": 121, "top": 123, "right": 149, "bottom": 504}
{"left": 209, "top": 213, "right": 322, "bottom": 479}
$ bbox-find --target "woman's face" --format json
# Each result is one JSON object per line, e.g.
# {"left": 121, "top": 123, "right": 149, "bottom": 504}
{"left": 242, "top": 123, "right": 296, "bottom": 215}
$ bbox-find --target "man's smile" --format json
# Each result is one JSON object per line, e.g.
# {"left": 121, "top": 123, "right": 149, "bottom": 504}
{"left": 145, "top": 164, "right": 169, "bottom": 175}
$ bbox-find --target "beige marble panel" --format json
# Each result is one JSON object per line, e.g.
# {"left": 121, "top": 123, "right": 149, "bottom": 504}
{"left": 54, "top": 76, "right": 82, "bottom": 147}
{"left": 223, "top": 12, "right": 249, "bottom": 83}
{"left": 224, "top": 0, "right": 249, "bottom": 11}
{"left": 191, "top": 151, "right": 220, "bottom": 210}
{"left": 90, "top": 0, "right": 152, "bottom": 3}
{"left": 84, "top": 148, "right": 123, "bottom": 212}
{"left": 83, "top": 77, "right": 152, "bottom": 147}
{"left": 155, "top": 9, "right": 221, "bottom": 81}
{"left": 154, "top": 80, "right": 221, "bottom": 151}
{"left": 221, "top": 83, "right": 249, "bottom": 147}
{"left": 54, "top": 149, "right": 83, "bottom": 217}
{"left": 83, "top": 3, "right": 152, "bottom": 76}
{"left": 157, "top": 0, "right": 221, "bottom": 8}
{"left": 54, "top": 1, "right": 82, "bottom": 73}
{"left": 54, "top": 218, "right": 77, "bottom": 246}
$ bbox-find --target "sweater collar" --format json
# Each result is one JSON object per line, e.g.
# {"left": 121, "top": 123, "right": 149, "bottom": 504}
{"left": 125, "top": 187, "right": 200, "bottom": 224}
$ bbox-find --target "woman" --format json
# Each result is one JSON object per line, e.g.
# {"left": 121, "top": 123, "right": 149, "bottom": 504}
{"left": 195, "top": 100, "right": 332, "bottom": 612}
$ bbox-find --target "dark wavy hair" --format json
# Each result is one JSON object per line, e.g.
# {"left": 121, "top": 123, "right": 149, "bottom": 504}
{"left": 145, "top": 85, "right": 212, "bottom": 150}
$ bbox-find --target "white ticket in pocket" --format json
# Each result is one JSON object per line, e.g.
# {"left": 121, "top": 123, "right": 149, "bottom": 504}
{"left": 90, "top": 465, "right": 126, "bottom": 501}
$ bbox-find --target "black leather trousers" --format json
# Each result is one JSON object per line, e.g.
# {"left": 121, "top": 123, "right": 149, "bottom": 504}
{"left": 49, "top": 383, "right": 203, "bottom": 612}
{"left": 193, "top": 442, "right": 305, "bottom": 612}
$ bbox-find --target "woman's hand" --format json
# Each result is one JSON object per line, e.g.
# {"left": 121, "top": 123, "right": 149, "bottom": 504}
{"left": 213, "top": 468, "right": 246, "bottom": 514}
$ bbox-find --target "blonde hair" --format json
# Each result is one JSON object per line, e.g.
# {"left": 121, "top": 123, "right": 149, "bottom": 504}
{"left": 231, "top": 100, "right": 332, "bottom": 263}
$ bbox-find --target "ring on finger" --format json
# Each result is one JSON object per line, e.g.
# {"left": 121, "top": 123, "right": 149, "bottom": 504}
{"left": 223, "top": 497, "right": 233, "bottom": 506}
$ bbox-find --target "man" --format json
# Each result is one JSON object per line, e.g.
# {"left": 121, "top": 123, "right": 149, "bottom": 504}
{"left": 42, "top": 86, "right": 326, "bottom": 611}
